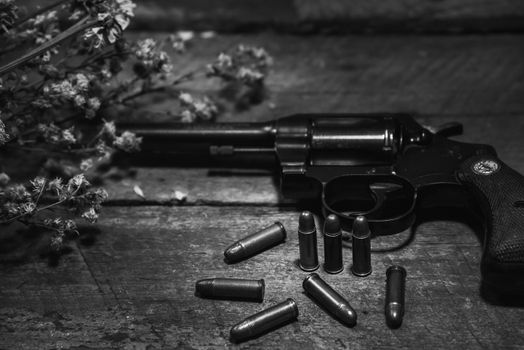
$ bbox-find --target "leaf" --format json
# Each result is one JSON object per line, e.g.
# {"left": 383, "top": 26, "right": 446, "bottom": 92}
{"left": 133, "top": 185, "right": 145, "bottom": 199}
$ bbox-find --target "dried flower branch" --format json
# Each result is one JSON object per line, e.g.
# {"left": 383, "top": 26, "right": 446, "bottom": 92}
{"left": 0, "top": 0, "right": 271, "bottom": 252}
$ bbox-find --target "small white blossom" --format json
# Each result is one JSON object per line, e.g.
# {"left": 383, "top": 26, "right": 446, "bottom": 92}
{"left": 102, "top": 121, "right": 116, "bottom": 138}
{"left": 30, "top": 177, "right": 46, "bottom": 194}
{"left": 87, "top": 97, "right": 101, "bottom": 111}
{"left": 179, "top": 94, "right": 217, "bottom": 121}
{"left": 177, "top": 31, "right": 194, "bottom": 42}
{"left": 74, "top": 94, "right": 86, "bottom": 107}
{"left": 47, "top": 178, "right": 63, "bottom": 193}
{"left": 82, "top": 0, "right": 135, "bottom": 48}
{"left": 50, "top": 80, "right": 77, "bottom": 99}
{"left": 179, "top": 92, "right": 194, "bottom": 105}
{"left": 95, "top": 140, "right": 113, "bottom": 159}
{"left": 67, "top": 174, "right": 90, "bottom": 193}
{"left": 237, "top": 67, "right": 264, "bottom": 84}
{"left": 82, "top": 207, "right": 99, "bottom": 223}
{"left": 134, "top": 38, "right": 171, "bottom": 74}
{"left": 0, "top": 118, "right": 9, "bottom": 145}
{"left": 113, "top": 131, "right": 142, "bottom": 152}
{"left": 64, "top": 219, "right": 78, "bottom": 232}
{"left": 61, "top": 127, "right": 77, "bottom": 145}
{"left": 33, "top": 10, "right": 57, "bottom": 26}
{"left": 180, "top": 110, "right": 196, "bottom": 123}
{"left": 19, "top": 202, "right": 36, "bottom": 215}
{"left": 116, "top": 0, "right": 136, "bottom": 18}
{"left": 80, "top": 158, "right": 94, "bottom": 171}
{"left": 0, "top": 172, "right": 10, "bottom": 186}
{"left": 83, "top": 27, "right": 104, "bottom": 48}
{"left": 50, "top": 234, "right": 64, "bottom": 250}
{"left": 200, "top": 31, "right": 216, "bottom": 39}
{"left": 73, "top": 73, "right": 90, "bottom": 92}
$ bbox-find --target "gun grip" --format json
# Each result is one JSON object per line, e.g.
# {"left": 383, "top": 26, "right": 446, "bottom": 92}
{"left": 457, "top": 155, "right": 524, "bottom": 296}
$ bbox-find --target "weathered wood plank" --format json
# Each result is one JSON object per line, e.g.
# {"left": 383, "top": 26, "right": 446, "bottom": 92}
{"left": 134, "top": 0, "right": 524, "bottom": 33}
{"left": 127, "top": 34, "right": 524, "bottom": 120}
{"left": 1, "top": 206, "right": 523, "bottom": 348}
{"left": 16, "top": 0, "right": 524, "bottom": 32}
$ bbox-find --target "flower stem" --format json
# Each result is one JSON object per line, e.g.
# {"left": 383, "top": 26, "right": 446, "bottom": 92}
{"left": 0, "top": 15, "right": 98, "bottom": 76}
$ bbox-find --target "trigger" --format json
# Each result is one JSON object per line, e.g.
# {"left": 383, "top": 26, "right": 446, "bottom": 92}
{"left": 369, "top": 182, "right": 404, "bottom": 212}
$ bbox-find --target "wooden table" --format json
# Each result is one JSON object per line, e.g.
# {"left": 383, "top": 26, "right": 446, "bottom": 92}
{"left": 1, "top": 32, "right": 524, "bottom": 349}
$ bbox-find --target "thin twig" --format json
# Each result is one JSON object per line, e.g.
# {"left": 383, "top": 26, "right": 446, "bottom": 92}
{"left": 0, "top": 16, "right": 98, "bottom": 76}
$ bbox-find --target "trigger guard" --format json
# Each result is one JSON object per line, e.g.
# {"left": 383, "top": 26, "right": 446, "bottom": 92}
{"left": 321, "top": 175, "right": 417, "bottom": 235}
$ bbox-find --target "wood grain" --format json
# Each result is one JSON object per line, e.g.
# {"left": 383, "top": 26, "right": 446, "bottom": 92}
{"left": 125, "top": 34, "right": 524, "bottom": 120}
{"left": 134, "top": 0, "right": 524, "bottom": 33}
{"left": 2, "top": 30, "right": 524, "bottom": 349}
{"left": 1, "top": 206, "right": 523, "bottom": 348}
{"left": 14, "top": 0, "right": 524, "bottom": 32}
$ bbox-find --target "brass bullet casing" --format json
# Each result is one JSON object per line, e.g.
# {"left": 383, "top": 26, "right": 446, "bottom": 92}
{"left": 298, "top": 211, "right": 319, "bottom": 271}
{"left": 385, "top": 265, "right": 407, "bottom": 328}
{"left": 351, "top": 215, "right": 372, "bottom": 277}
{"left": 323, "top": 214, "right": 343, "bottom": 274}
{"left": 229, "top": 298, "right": 299, "bottom": 343}
{"left": 303, "top": 273, "right": 357, "bottom": 327}
{"left": 224, "top": 222, "right": 287, "bottom": 264}
{"left": 195, "top": 278, "right": 265, "bottom": 302}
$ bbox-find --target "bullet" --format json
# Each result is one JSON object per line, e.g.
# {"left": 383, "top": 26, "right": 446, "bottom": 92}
{"left": 298, "top": 211, "right": 319, "bottom": 271}
{"left": 351, "top": 215, "right": 372, "bottom": 277}
{"left": 229, "top": 298, "right": 299, "bottom": 343}
{"left": 385, "top": 265, "right": 407, "bottom": 328}
{"left": 195, "top": 278, "right": 265, "bottom": 302}
{"left": 303, "top": 273, "right": 357, "bottom": 327}
{"left": 224, "top": 222, "right": 286, "bottom": 264}
{"left": 323, "top": 214, "right": 343, "bottom": 274}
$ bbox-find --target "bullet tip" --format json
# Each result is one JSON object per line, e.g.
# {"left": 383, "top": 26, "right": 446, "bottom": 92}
{"left": 194, "top": 279, "right": 213, "bottom": 297}
{"left": 385, "top": 303, "right": 404, "bottom": 329}
{"left": 299, "top": 211, "right": 316, "bottom": 233}
{"left": 324, "top": 214, "right": 341, "bottom": 235}
{"left": 352, "top": 215, "right": 370, "bottom": 238}
{"left": 387, "top": 265, "right": 407, "bottom": 277}
{"left": 229, "top": 321, "right": 251, "bottom": 343}
{"left": 223, "top": 242, "right": 243, "bottom": 264}
{"left": 337, "top": 304, "right": 357, "bottom": 328}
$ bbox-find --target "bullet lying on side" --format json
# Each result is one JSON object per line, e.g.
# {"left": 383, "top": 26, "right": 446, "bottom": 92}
{"left": 230, "top": 298, "right": 299, "bottom": 343}
{"left": 385, "top": 265, "right": 407, "bottom": 328}
{"left": 224, "top": 222, "right": 287, "bottom": 264}
{"left": 303, "top": 273, "right": 357, "bottom": 327}
{"left": 195, "top": 278, "right": 265, "bottom": 302}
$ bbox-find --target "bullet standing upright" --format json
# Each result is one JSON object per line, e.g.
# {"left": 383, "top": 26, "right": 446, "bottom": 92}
{"left": 323, "top": 214, "right": 343, "bottom": 274}
{"left": 298, "top": 211, "right": 319, "bottom": 271}
{"left": 351, "top": 215, "right": 372, "bottom": 277}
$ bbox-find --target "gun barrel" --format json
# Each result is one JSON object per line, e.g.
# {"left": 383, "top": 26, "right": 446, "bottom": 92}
{"left": 116, "top": 122, "right": 278, "bottom": 166}
{"left": 121, "top": 122, "right": 276, "bottom": 146}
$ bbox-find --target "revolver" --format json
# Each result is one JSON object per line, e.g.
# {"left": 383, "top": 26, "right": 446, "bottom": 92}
{"left": 121, "top": 114, "right": 524, "bottom": 296}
